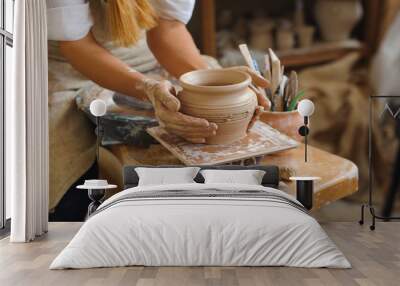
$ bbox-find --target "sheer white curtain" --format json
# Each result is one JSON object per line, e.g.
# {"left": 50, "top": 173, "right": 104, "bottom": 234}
{"left": 8, "top": 0, "right": 49, "bottom": 242}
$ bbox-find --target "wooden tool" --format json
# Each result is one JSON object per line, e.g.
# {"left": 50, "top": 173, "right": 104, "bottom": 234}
{"left": 238, "top": 44, "right": 271, "bottom": 108}
{"left": 290, "top": 71, "right": 299, "bottom": 98}
{"left": 283, "top": 79, "right": 291, "bottom": 110}
{"left": 239, "top": 44, "right": 257, "bottom": 71}
{"left": 264, "top": 54, "right": 272, "bottom": 82}
{"left": 287, "top": 71, "right": 299, "bottom": 109}
{"left": 273, "top": 75, "right": 287, "bottom": 112}
{"left": 268, "top": 48, "right": 282, "bottom": 95}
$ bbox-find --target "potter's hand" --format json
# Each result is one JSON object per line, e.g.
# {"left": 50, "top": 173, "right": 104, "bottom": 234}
{"left": 138, "top": 79, "right": 218, "bottom": 144}
{"left": 223, "top": 66, "right": 271, "bottom": 110}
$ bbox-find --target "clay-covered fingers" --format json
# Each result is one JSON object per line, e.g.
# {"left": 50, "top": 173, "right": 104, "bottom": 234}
{"left": 249, "top": 84, "right": 271, "bottom": 110}
{"left": 153, "top": 99, "right": 218, "bottom": 142}
{"left": 139, "top": 78, "right": 181, "bottom": 112}
{"left": 164, "top": 120, "right": 218, "bottom": 143}
{"left": 154, "top": 99, "right": 212, "bottom": 128}
{"left": 225, "top": 66, "right": 270, "bottom": 88}
{"left": 152, "top": 80, "right": 181, "bottom": 112}
{"left": 180, "top": 137, "right": 207, "bottom": 144}
{"left": 166, "top": 131, "right": 207, "bottom": 144}
{"left": 248, "top": 105, "right": 264, "bottom": 131}
{"left": 165, "top": 123, "right": 217, "bottom": 137}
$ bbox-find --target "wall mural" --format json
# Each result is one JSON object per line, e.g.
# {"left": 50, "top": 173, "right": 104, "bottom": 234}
{"left": 47, "top": 0, "right": 397, "bottom": 224}
{"left": 47, "top": 1, "right": 309, "bottom": 221}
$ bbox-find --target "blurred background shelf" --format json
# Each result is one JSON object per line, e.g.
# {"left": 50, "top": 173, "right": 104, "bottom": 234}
{"left": 277, "top": 40, "right": 365, "bottom": 68}
{"left": 189, "top": 0, "right": 389, "bottom": 67}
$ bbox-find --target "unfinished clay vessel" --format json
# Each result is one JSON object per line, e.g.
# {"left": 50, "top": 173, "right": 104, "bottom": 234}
{"left": 179, "top": 69, "right": 257, "bottom": 145}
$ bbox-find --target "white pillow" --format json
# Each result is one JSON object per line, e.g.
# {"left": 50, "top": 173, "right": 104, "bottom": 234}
{"left": 135, "top": 167, "right": 200, "bottom": 186}
{"left": 200, "top": 169, "right": 266, "bottom": 185}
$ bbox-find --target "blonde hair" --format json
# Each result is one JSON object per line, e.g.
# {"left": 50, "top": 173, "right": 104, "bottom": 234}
{"left": 106, "top": 0, "right": 158, "bottom": 47}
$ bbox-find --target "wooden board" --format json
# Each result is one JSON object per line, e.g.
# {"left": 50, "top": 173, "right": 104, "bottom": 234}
{"left": 2, "top": 222, "right": 400, "bottom": 286}
{"left": 147, "top": 121, "right": 299, "bottom": 165}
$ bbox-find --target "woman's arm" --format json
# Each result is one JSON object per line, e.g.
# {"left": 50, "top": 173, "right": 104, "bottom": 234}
{"left": 59, "top": 32, "right": 148, "bottom": 100}
{"left": 147, "top": 19, "right": 208, "bottom": 78}
{"left": 59, "top": 31, "right": 217, "bottom": 143}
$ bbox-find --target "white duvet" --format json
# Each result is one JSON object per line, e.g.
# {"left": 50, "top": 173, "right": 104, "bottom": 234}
{"left": 50, "top": 183, "right": 350, "bottom": 269}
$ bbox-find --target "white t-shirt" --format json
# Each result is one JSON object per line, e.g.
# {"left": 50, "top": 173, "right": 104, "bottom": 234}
{"left": 46, "top": 0, "right": 196, "bottom": 41}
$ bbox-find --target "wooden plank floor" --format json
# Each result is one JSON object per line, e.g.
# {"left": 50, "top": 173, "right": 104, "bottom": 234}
{"left": 0, "top": 222, "right": 399, "bottom": 286}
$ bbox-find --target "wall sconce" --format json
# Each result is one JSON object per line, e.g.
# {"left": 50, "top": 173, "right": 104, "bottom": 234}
{"left": 297, "top": 99, "right": 315, "bottom": 162}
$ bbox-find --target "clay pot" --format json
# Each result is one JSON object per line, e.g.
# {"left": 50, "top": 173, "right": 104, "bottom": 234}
{"left": 260, "top": 110, "right": 303, "bottom": 141}
{"left": 277, "top": 29, "right": 295, "bottom": 51}
{"left": 296, "top": 25, "right": 315, "bottom": 48}
{"left": 179, "top": 70, "right": 257, "bottom": 145}
{"left": 250, "top": 30, "right": 274, "bottom": 51}
{"left": 315, "top": 0, "right": 363, "bottom": 42}
{"left": 249, "top": 19, "right": 275, "bottom": 51}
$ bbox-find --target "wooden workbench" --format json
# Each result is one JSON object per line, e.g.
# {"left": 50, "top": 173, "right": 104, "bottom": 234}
{"left": 100, "top": 144, "right": 358, "bottom": 211}
{"left": 261, "top": 145, "right": 358, "bottom": 210}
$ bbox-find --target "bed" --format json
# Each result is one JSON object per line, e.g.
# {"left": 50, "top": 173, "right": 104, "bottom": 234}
{"left": 50, "top": 165, "right": 350, "bottom": 269}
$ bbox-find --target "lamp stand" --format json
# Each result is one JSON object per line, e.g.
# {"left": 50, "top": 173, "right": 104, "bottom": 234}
{"left": 305, "top": 130, "right": 308, "bottom": 163}
{"left": 95, "top": 117, "right": 104, "bottom": 179}
{"left": 298, "top": 117, "right": 309, "bottom": 163}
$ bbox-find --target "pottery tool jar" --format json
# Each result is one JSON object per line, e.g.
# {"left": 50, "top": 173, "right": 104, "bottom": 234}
{"left": 179, "top": 69, "right": 257, "bottom": 145}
